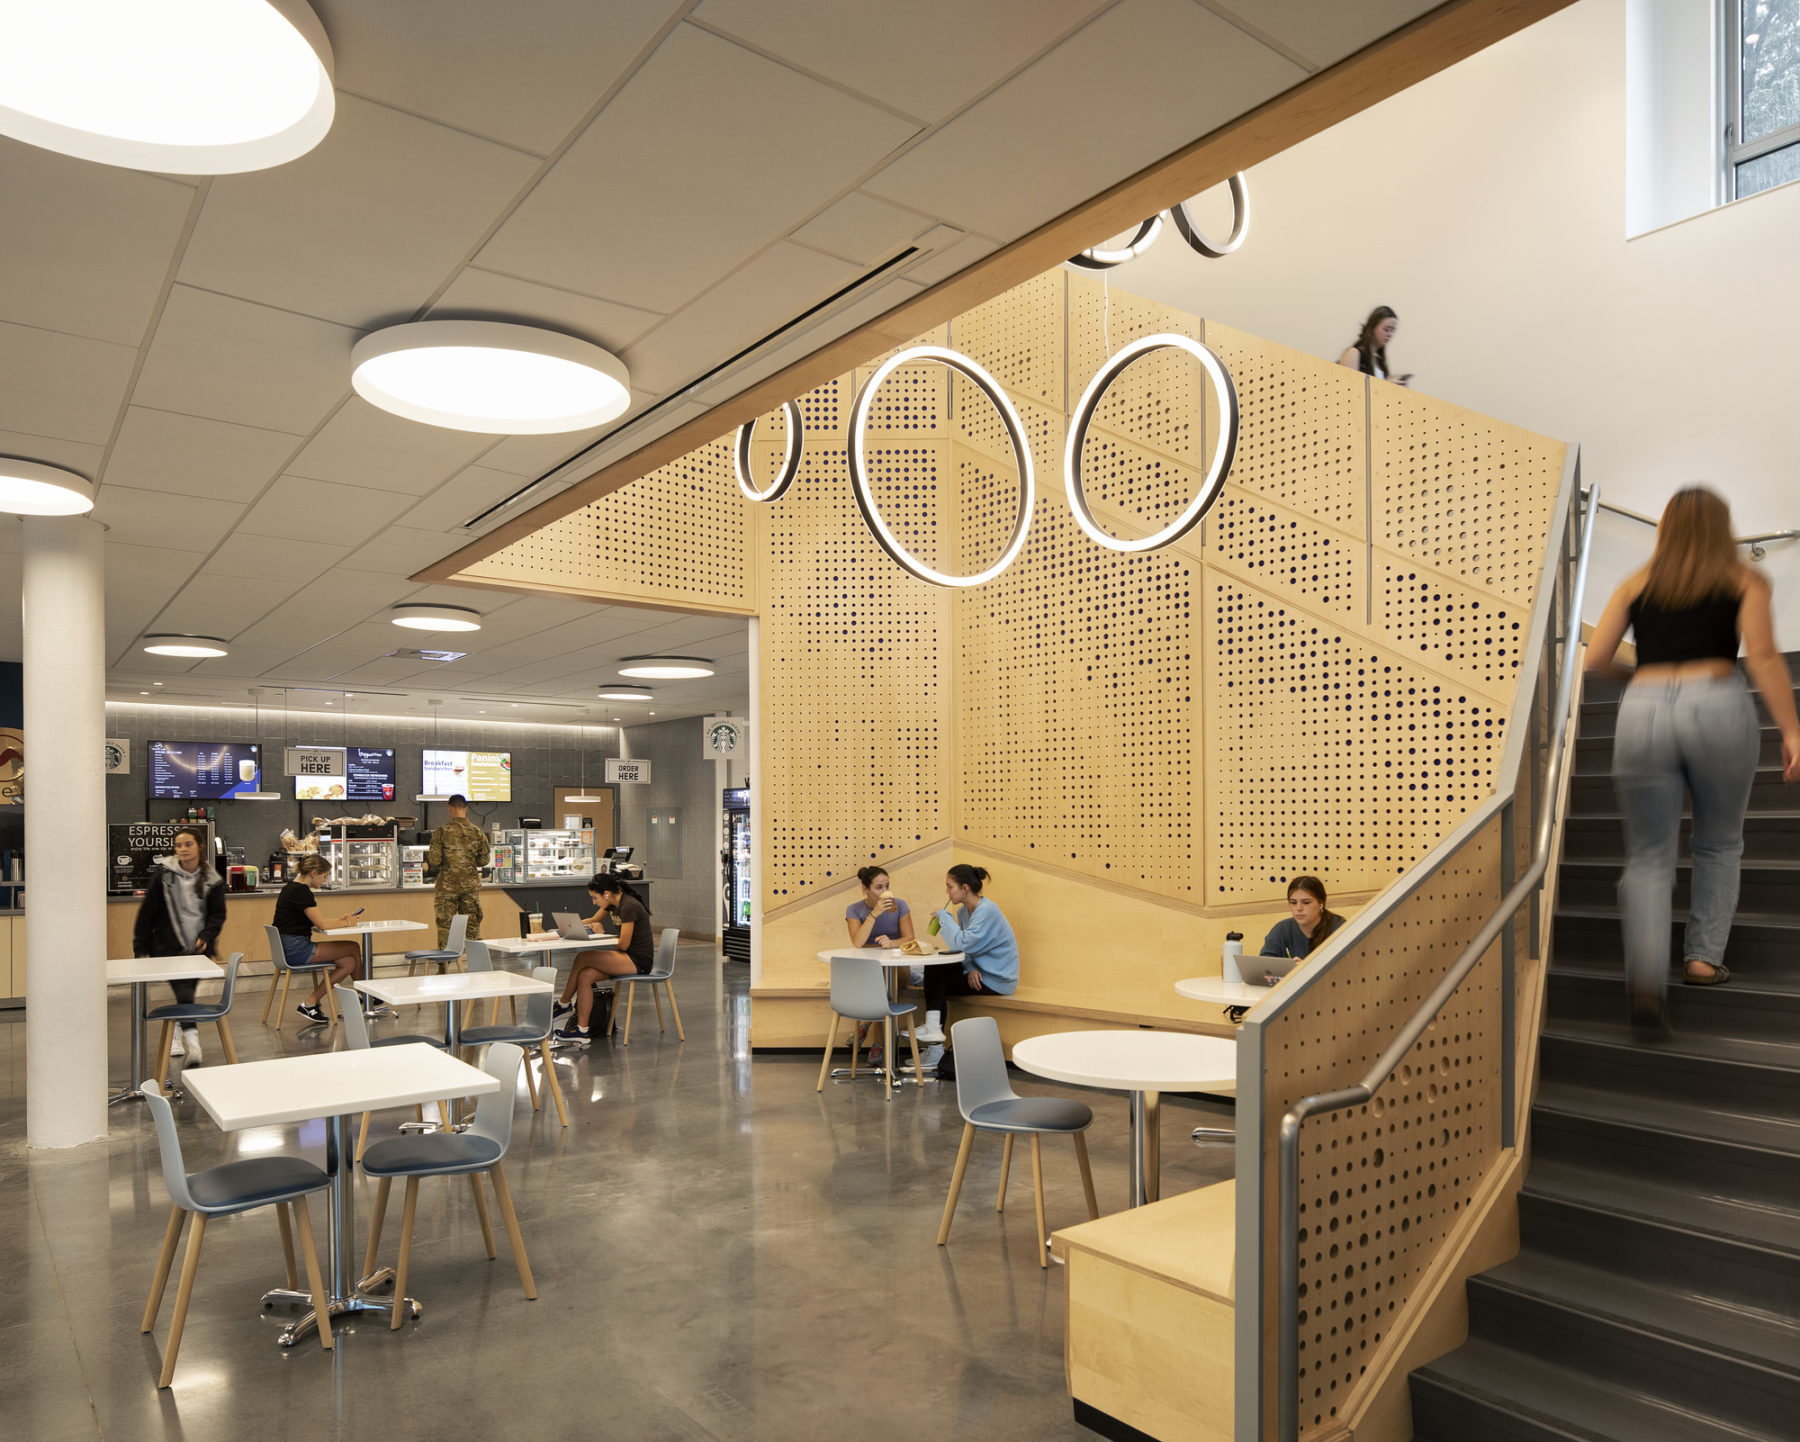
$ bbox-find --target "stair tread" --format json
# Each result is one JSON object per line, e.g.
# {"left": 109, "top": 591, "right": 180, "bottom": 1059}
{"left": 1536, "top": 1076, "right": 1800, "bottom": 1156}
{"left": 1482, "top": 1252, "right": 1800, "bottom": 1379}
{"left": 1547, "top": 963, "right": 1800, "bottom": 999}
{"left": 1541, "top": 1017, "right": 1800, "bottom": 1070}
{"left": 1527, "top": 1158, "right": 1800, "bottom": 1258}
{"left": 1555, "top": 904, "right": 1800, "bottom": 932}
{"left": 1567, "top": 809, "right": 1800, "bottom": 823}
{"left": 1415, "top": 1337, "right": 1793, "bottom": 1442}
{"left": 1559, "top": 856, "right": 1800, "bottom": 872}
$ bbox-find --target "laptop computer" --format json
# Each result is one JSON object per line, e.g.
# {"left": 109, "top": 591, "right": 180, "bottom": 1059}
{"left": 1250, "top": 956, "right": 1301, "bottom": 987}
{"left": 553, "top": 912, "right": 598, "bottom": 941}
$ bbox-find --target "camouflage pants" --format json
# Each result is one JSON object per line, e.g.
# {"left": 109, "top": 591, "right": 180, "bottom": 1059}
{"left": 434, "top": 885, "right": 483, "bottom": 948}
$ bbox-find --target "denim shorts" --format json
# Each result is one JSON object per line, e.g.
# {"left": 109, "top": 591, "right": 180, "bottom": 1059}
{"left": 280, "top": 933, "right": 319, "bottom": 967}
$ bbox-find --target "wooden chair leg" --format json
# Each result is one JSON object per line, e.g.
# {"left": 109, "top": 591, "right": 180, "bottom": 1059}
{"left": 154, "top": 1023, "right": 175, "bottom": 1090}
{"left": 938, "top": 1122, "right": 977, "bottom": 1245}
{"left": 260, "top": 971, "right": 280, "bottom": 1024}
{"left": 816, "top": 1013, "right": 841, "bottom": 1092}
{"left": 363, "top": 1177, "right": 392, "bottom": 1280}
{"left": 905, "top": 1014, "right": 924, "bottom": 1085}
{"left": 275, "top": 1202, "right": 298, "bottom": 1290}
{"left": 1030, "top": 1134, "right": 1048, "bottom": 1269}
{"left": 322, "top": 980, "right": 341, "bottom": 1029}
{"left": 391, "top": 1178, "right": 419, "bottom": 1330}
{"left": 215, "top": 1017, "right": 239, "bottom": 1065}
{"left": 468, "top": 1174, "right": 496, "bottom": 1259}
{"left": 522, "top": 1052, "right": 541, "bottom": 1111}
{"left": 651, "top": 984, "right": 666, "bottom": 1033}
{"left": 620, "top": 984, "right": 636, "bottom": 1045}
{"left": 291, "top": 1195, "right": 332, "bottom": 1351}
{"left": 539, "top": 1041, "right": 568, "bottom": 1127}
{"left": 1074, "top": 1132, "right": 1099, "bottom": 1220}
{"left": 157, "top": 1212, "right": 207, "bottom": 1387}
{"left": 997, "top": 1134, "right": 1015, "bottom": 1212}
{"left": 275, "top": 970, "right": 294, "bottom": 1029}
{"left": 489, "top": 1162, "right": 536, "bottom": 1300}
{"left": 356, "top": 1112, "right": 372, "bottom": 1163}
{"left": 664, "top": 982, "right": 685, "bottom": 1041}
{"left": 141, "top": 1205, "right": 188, "bottom": 1333}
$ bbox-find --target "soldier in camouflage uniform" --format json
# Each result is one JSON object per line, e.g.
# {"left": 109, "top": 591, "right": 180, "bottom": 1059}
{"left": 429, "top": 794, "right": 491, "bottom": 948}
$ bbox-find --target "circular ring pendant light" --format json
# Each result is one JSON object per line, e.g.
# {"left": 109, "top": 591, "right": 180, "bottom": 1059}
{"left": 0, "top": 458, "right": 95, "bottom": 515}
{"left": 0, "top": 0, "right": 335, "bottom": 175}
{"left": 351, "top": 320, "right": 632, "bottom": 434}
{"left": 1064, "top": 333, "right": 1238, "bottom": 554}
{"left": 848, "top": 346, "right": 1035, "bottom": 588}
{"left": 733, "top": 400, "right": 804, "bottom": 502}
{"left": 1167, "top": 173, "right": 1251, "bottom": 258}
{"left": 1066, "top": 214, "right": 1164, "bottom": 271}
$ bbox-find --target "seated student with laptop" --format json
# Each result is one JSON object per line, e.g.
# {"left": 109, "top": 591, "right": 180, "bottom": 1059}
{"left": 553, "top": 874, "right": 655, "bottom": 1044}
{"left": 1256, "top": 875, "right": 1345, "bottom": 975}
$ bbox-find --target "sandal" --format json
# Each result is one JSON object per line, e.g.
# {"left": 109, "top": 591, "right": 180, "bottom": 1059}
{"left": 1683, "top": 961, "right": 1730, "bottom": 986}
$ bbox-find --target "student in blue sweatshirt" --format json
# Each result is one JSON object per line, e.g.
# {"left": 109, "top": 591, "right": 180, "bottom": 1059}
{"left": 919, "top": 864, "right": 1019, "bottom": 1044}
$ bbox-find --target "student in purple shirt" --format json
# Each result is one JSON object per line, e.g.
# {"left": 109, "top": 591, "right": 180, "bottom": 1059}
{"left": 844, "top": 865, "right": 914, "bottom": 950}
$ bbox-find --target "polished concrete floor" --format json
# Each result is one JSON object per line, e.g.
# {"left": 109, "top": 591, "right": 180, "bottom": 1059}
{"left": 0, "top": 949, "right": 1233, "bottom": 1440}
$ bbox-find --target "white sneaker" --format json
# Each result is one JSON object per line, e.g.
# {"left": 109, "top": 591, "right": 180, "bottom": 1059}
{"left": 182, "top": 1028, "right": 203, "bottom": 1066}
{"left": 916, "top": 1010, "right": 945, "bottom": 1045}
{"left": 922, "top": 1043, "right": 945, "bottom": 1069}
{"left": 168, "top": 1030, "right": 185, "bottom": 1057}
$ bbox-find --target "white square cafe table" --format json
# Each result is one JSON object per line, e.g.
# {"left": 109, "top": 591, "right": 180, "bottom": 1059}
{"left": 355, "top": 971, "right": 553, "bottom": 1051}
{"left": 816, "top": 947, "right": 965, "bottom": 1092}
{"left": 182, "top": 1044, "right": 500, "bottom": 1345}
{"left": 105, "top": 956, "right": 224, "bottom": 1105}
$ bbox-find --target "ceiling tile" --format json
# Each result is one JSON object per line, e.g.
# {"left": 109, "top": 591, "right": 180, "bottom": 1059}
{"left": 237, "top": 476, "right": 416, "bottom": 543}
{"left": 285, "top": 398, "right": 498, "bottom": 496}
{"left": 338, "top": 525, "right": 460, "bottom": 577}
{"left": 104, "top": 540, "right": 206, "bottom": 587}
{"left": 622, "top": 242, "right": 859, "bottom": 394}
{"left": 861, "top": 0, "right": 1304, "bottom": 238}
{"left": 428, "top": 267, "right": 664, "bottom": 353}
{"left": 314, "top": 0, "right": 685, "bottom": 155}
{"left": 790, "top": 192, "right": 934, "bottom": 265}
{"left": 695, "top": 0, "right": 1108, "bottom": 121}
{"left": 103, "top": 407, "right": 300, "bottom": 502}
{"left": 0, "top": 321, "right": 138, "bottom": 444}
{"left": 153, "top": 574, "right": 304, "bottom": 637}
{"left": 178, "top": 95, "right": 540, "bottom": 329}
{"left": 1208, "top": 0, "right": 1440, "bottom": 68}
{"left": 477, "top": 23, "right": 919, "bottom": 313}
{"left": 132, "top": 286, "right": 358, "bottom": 435}
{"left": 478, "top": 425, "right": 613, "bottom": 480}
{"left": 93, "top": 487, "right": 243, "bottom": 553}
{"left": 904, "top": 231, "right": 1001, "bottom": 287}
{"left": 400, "top": 464, "right": 533, "bottom": 534}
{"left": 0, "top": 427, "right": 106, "bottom": 479}
{"left": 0, "top": 143, "right": 194, "bottom": 346}
{"left": 178, "top": 644, "right": 301, "bottom": 680}
{"left": 205, "top": 533, "right": 351, "bottom": 584}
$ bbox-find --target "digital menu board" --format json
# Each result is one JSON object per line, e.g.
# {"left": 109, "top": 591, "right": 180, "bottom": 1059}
{"left": 148, "top": 741, "right": 261, "bottom": 800}
{"left": 422, "top": 749, "right": 511, "bottom": 802}
{"left": 292, "top": 747, "right": 397, "bottom": 802}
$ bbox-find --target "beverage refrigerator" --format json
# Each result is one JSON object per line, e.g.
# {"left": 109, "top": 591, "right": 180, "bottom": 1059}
{"left": 722, "top": 786, "right": 750, "bottom": 962}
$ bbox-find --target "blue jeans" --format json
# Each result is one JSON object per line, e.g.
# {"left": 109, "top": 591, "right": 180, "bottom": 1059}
{"left": 1611, "top": 673, "right": 1758, "bottom": 1004}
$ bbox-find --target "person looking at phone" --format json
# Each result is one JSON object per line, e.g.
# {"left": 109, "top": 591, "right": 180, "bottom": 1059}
{"left": 1337, "top": 305, "right": 1412, "bottom": 386}
{"left": 132, "top": 824, "right": 227, "bottom": 1066}
{"left": 553, "top": 875, "right": 654, "bottom": 1043}
{"left": 845, "top": 866, "right": 914, "bottom": 949}
{"left": 1259, "top": 876, "right": 1345, "bottom": 960}
{"left": 921, "top": 864, "right": 1019, "bottom": 1046}
{"left": 272, "top": 853, "right": 366, "bottom": 1025}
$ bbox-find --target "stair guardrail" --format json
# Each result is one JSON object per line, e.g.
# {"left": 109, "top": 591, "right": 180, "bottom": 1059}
{"left": 1245, "top": 462, "right": 1599, "bottom": 1442}
{"left": 1596, "top": 497, "right": 1797, "bottom": 560}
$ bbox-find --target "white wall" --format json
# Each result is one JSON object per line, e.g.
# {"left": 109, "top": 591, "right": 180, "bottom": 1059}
{"left": 1119, "top": 0, "right": 1800, "bottom": 637}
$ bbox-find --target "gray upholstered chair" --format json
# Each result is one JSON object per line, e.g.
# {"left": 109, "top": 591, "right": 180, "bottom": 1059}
{"left": 612, "top": 927, "right": 685, "bottom": 1044}
{"left": 936, "top": 1016, "right": 1100, "bottom": 1268}
{"left": 459, "top": 965, "right": 567, "bottom": 1127}
{"left": 816, "top": 954, "right": 923, "bottom": 1094}
{"left": 258, "top": 923, "right": 339, "bottom": 1030}
{"left": 148, "top": 954, "right": 243, "bottom": 1086}
{"left": 334, "top": 984, "right": 451, "bottom": 1160}
{"left": 405, "top": 911, "right": 467, "bottom": 976}
{"left": 359, "top": 1042, "right": 537, "bottom": 1328}
{"left": 139, "top": 1081, "right": 332, "bottom": 1386}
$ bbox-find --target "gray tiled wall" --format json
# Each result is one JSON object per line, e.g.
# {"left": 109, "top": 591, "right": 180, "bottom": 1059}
{"left": 617, "top": 715, "right": 726, "bottom": 938}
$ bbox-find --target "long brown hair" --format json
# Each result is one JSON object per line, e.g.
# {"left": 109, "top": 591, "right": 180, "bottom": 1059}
{"left": 1352, "top": 306, "right": 1396, "bottom": 377}
{"left": 1641, "top": 487, "right": 1743, "bottom": 609}
{"left": 1288, "top": 875, "right": 1344, "bottom": 945}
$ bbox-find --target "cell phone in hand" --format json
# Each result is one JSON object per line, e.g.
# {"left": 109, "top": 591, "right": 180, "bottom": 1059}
{"left": 353, "top": 908, "right": 365, "bottom": 916}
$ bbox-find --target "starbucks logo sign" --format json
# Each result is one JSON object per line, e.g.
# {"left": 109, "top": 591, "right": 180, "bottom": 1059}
{"left": 703, "top": 717, "right": 745, "bottom": 760}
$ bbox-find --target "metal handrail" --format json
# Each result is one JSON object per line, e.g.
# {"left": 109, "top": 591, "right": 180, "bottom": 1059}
{"left": 1597, "top": 498, "right": 1798, "bottom": 560}
{"left": 1272, "top": 480, "right": 1601, "bottom": 1442}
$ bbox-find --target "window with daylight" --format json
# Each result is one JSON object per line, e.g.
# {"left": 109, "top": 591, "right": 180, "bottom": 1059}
{"left": 1727, "top": 0, "right": 1800, "bottom": 197}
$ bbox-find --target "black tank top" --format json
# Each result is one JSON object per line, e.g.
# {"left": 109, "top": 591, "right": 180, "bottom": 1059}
{"left": 1628, "top": 591, "right": 1740, "bottom": 666}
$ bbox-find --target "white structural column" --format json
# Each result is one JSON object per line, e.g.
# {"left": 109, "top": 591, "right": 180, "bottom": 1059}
{"left": 23, "top": 515, "right": 108, "bottom": 1148}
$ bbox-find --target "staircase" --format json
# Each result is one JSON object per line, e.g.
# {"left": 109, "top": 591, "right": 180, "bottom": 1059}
{"left": 1409, "top": 665, "right": 1800, "bottom": 1441}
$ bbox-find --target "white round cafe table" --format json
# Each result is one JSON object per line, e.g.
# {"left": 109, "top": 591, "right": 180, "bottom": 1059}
{"left": 1011, "top": 1030, "right": 1237, "bottom": 1208}
{"left": 816, "top": 948, "right": 964, "bottom": 1094}
{"left": 1174, "top": 975, "right": 1271, "bottom": 1024}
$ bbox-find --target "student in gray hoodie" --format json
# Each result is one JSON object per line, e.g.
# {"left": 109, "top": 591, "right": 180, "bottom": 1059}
{"left": 132, "top": 826, "right": 226, "bottom": 1064}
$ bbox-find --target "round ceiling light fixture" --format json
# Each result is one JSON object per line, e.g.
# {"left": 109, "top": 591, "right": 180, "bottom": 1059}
{"left": 0, "top": 458, "right": 95, "bottom": 515}
{"left": 734, "top": 400, "right": 803, "bottom": 502}
{"left": 0, "top": 0, "right": 335, "bottom": 175}
{"left": 617, "top": 657, "right": 714, "bottom": 680}
{"left": 351, "top": 320, "right": 631, "bottom": 434}
{"left": 1067, "top": 214, "right": 1163, "bottom": 271}
{"left": 390, "top": 603, "right": 483, "bottom": 633}
{"left": 849, "top": 346, "right": 1034, "bottom": 588}
{"left": 1064, "top": 333, "right": 1238, "bottom": 554}
{"left": 597, "top": 685, "right": 655, "bottom": 701}
{"left": 1167, "top": 173, "right": 1250, "bottom": 258}
{"left": 142, "top": 635, "right": 229, "bottom": 658}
